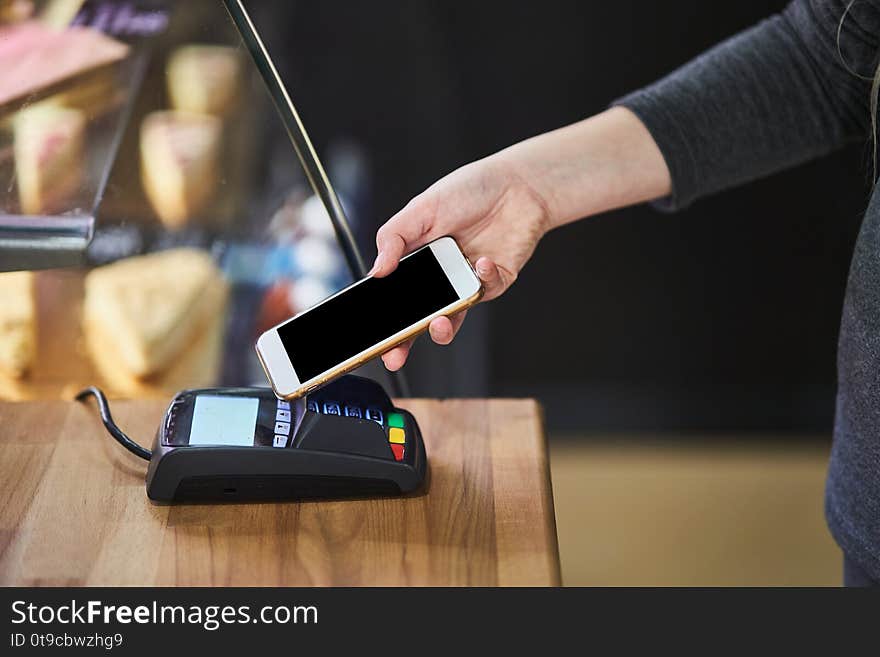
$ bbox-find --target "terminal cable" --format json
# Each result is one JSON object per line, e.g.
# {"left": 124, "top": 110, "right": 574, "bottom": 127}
{"left": 75, "top": 386, "right": 152, "bottom": 461}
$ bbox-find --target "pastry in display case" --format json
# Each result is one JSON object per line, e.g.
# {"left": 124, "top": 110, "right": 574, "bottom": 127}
{"left": 83, "top": 248, "right": 227, "bottom": 377}
{"left": 139, "top": 110, "right": 222, "bottom": 227}
{"left": 0, "top": 15, "right": 129, "bottom": 109}
{"left": 166, "top": 44, "right": 241, "bottom": 116}
{"left": 13, "top": 102, "right": 86, "bottom": 215}
{"left": 83, "top": 248, "right": 228, "bottom": 394}
{"left": 140, "top": 43, "right": 242, "bottom": 228}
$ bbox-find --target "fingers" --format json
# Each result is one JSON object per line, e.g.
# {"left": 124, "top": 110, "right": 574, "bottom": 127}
{"left": 381, "top": 339, "right": 414, "bottom": 371}
{"left": 428, "top": 316, "right": 455, "bottom": 345}
{"left": 371, "top": 198, "right": 434, "bottom": 277}
{"left": 474, "top": 256, "right": 506, "bottom": 301}
{"left": 381, "top": 311, "right": 469, "bottom": 372}
{"left": 428, "top": 312, "right": 467, "bottom": 345}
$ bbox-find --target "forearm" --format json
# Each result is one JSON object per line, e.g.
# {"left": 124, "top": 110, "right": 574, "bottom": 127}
{"left": 496, "top": 106, "right": 671, "bottom": 229}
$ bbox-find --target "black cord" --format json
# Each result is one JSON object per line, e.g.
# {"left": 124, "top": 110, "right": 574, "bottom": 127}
{"left": 75, "top": 386, "right": 152, "bottom": 461}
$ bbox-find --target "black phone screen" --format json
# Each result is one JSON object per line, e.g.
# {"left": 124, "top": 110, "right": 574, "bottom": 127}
{"left": 278, "top": 247, "right": 458, "bottom": 381}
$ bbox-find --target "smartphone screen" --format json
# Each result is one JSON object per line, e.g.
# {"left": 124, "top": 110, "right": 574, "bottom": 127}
{"left": 277, "top": 247, "right": 458, "bottom": 381}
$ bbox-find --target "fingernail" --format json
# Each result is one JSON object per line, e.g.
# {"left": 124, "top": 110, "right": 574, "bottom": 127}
{"left": 369, "top": 253, "right": 383, "bottom": 276}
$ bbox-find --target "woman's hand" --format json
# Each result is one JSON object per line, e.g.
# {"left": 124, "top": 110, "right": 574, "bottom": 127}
{"left": 371, "top": 106, "right": 671, "bottom": 371}
{"left": 371, "top": 154, "right": 552, "bottom": 370}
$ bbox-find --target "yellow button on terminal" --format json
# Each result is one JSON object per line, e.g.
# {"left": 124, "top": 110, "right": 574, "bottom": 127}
{"left": 389, "top": 427, "right": 406, "bottom": 444}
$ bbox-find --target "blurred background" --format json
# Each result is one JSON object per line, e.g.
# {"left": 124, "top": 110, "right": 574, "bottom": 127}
{"left": 0, "top": 0, "right": 856, "bottom": 584}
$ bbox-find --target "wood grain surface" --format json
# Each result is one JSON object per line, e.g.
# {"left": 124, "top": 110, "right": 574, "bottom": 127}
{"left": 0, "top": 398, "right": 560, "bottom": 586}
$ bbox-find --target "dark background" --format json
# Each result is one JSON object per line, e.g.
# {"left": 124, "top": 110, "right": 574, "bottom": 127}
{"left": 251, "top": 0, "right": 869, "bottom": 433}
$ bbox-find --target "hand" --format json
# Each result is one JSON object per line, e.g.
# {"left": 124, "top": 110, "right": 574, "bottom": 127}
{"left": 371, "top": 154, "right": 552, "bottom": 370}
{"left": 371, "top": 107, "right": 672, "bottom": 371}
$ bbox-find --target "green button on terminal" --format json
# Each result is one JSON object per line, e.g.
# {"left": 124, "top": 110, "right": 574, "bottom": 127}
{"left": 387, "top": 413, "right": 405, "bottom": 429}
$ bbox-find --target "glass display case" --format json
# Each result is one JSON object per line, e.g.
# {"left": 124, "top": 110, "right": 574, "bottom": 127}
{"left": 0, "top": 0, "right": 396, "bottom": 400}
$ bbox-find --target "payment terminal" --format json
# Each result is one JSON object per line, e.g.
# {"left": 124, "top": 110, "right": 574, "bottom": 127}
{"left": 77, "top": 375, "right": 427, "bottom": 503}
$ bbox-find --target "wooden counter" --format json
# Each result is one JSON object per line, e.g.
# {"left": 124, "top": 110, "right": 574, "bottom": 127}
{"left": 0, "top": 398, "right": 560, "bottom": 586}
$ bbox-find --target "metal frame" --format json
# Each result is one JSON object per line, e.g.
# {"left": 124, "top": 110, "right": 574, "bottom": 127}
{"left": 222, "top": 0, "right": 409, "bottom": 396}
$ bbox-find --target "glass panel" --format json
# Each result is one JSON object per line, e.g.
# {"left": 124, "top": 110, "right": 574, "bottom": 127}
{"left": 0, "top": 0, "right": 393, "bottom": 400}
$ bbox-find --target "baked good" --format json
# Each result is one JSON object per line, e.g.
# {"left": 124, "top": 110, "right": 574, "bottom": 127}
{"left": 166, "top": 45, "right": 241, "bottom": 116}
{"left": 83, "top": 249, "right": 228, "bottom": 378}
{"left": 85, "top": 301, "right": 225, "bottom": 397}
{"left": 0, "top": 270, "right": 36, "bottom": 378}
{"left": 140, "top": 110, "right": 222, "bottom": 228}
{"left": 0, "top": 21, "right": 129, "bottom": 107}
{"left": 13, "top": 103, "right": 85, "bottom": 215}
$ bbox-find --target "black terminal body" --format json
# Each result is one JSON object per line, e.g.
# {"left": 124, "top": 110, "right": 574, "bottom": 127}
{"left": 145, "top": 375, "right": 426, "bottom": 503}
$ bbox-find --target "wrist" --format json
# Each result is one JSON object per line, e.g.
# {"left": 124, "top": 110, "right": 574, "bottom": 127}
{"left": 494, "top": 107, "right": 671, "bottom": 230}
{"left": 491, "top": 148, "right": 559, "bottom": 237}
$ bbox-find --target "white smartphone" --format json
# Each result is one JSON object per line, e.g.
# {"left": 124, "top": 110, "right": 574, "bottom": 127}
{"left": 256, "top": 236, "right": 483, "bottom": 400}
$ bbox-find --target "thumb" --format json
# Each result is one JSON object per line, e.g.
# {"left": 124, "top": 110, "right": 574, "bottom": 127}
{"left": 371, "top": 197, "right": 435, "bottom": 277}
{"left": 474, "top": 257, "right": 508, "bottom": 301}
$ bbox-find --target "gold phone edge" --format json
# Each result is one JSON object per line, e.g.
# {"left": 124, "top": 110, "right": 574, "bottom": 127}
{"left": 254, "top": 343, "right": 278, "bottom": 396}
{"left": 259, "top": 284, "right": 484, "bottom": 401}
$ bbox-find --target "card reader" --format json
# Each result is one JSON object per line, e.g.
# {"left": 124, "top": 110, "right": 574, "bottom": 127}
{"left": 77, "top": 375, "right": 427, "bottom": 503}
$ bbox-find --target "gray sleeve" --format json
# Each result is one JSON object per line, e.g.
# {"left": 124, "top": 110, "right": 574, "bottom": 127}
{"left": 615, "top": 0, "right": 880, "bottom": 210}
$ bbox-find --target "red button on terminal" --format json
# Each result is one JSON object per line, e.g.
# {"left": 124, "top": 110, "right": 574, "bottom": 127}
{"left": 390, "top": 443, "right": 405, "bottom": 461}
